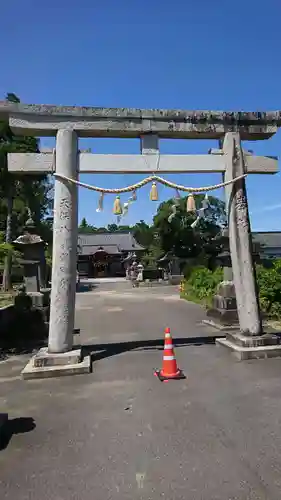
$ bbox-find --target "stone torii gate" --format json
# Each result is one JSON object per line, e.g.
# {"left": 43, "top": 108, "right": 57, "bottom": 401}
{"left": 1, "top": 102, "right": 280, "bottom": 377}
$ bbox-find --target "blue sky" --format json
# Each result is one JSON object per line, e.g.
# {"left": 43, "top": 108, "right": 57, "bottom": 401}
{"left": 1, "top": 0, "right": 281, "bottom": 231}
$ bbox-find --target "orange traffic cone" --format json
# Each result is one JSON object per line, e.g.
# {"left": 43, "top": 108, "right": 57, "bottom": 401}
{"left": 154, "top": 327, "right": 185, "bottom": 381}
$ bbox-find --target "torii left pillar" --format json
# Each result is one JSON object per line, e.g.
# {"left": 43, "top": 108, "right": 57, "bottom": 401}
{"left": 22, "top": 129, "right": 91, "bottom": 379}
{"left": 48, "top": 129, "right": 78, "bottom": 353}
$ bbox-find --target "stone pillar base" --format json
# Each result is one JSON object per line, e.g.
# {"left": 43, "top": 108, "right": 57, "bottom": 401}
{"left": 216, "top": 331, "right": 281, "bottom": 361}
{"left": 205, "top": 281, "right": 239, "bottom": 330}
{"left": 21, "top": 347, "right": 91, "bottom": 380}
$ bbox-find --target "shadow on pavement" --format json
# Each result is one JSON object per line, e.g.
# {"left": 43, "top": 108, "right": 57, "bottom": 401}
{"left": 82, "top": 335, "right": 225, "bottom": 362}
{"left": 0, "top": 417, "right": 36, "bottom": 451}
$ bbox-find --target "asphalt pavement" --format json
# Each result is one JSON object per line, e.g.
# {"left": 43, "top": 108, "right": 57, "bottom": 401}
{"left": 1, "top": 282, "right": 281, "bottom": 499}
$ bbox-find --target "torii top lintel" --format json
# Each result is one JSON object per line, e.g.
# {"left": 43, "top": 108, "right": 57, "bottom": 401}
{"left": 0, "top": 101, "right": 281, "bottom": 140}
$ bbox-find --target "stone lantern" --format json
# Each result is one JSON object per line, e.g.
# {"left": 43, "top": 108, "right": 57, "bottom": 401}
{"left": 13, "top": 214, "right": 49, "bottom": 310}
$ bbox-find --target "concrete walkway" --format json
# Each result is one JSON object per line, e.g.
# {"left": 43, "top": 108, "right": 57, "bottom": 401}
{"left": 81, "top": 276, "right": 128, "bottom": 284}
{"left": 1, "top": 284, "right": 281, "bottom": 499}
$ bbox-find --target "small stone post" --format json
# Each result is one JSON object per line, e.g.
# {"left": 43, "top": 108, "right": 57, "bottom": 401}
{"left": 48, "top": 130, "right": 78, "bottom": 353}
{"left": 223, "top": 132, "right": 262, "bottom": 335}
{"left": 206, "top": 228, "right": 239, "bottom": 328}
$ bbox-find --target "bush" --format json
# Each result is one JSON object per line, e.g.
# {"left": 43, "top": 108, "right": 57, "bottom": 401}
{"left": 182, "top": 255, "right": 211, "bottom": 279}
{"left": 188, "top": 266, "right": 222, "bottom": 299}
{"left": 182, "top": 259, "right": 281, "bottom": 320}
{"left": 256, "top": 259, "right": 281, "bottom": 318}
{"left": 182, "top": 266, "right": 223, "bottom": 306}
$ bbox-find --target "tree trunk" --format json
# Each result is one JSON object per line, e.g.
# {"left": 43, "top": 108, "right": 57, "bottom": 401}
{"left": 2, "top": 192, "right": 13, "bottom": 291}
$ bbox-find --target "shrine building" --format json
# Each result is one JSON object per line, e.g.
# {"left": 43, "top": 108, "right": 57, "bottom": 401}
{"left": 77, "top": 231, "right": 145, "bottom": 278}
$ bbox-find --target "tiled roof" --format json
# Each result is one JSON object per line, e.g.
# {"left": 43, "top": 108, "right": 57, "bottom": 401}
{"left": 79, "top": 245, "right": 121, "bottom": 256}
{"left": 78, "top": 232, "right": 145, "bottom": 252}
{"left": 252, "top": 232, "right": 281, "bottom": 248}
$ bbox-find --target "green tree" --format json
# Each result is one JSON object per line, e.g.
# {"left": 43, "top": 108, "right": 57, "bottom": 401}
{"left": 132, "top": 220, "right": 154, "bottom": 248}
{"left": 80, "top": 217, "right": 88, "bottom": 228}
{"left": 78, "top": 218, "right": 97, "bottom": 233}
{"left": 141, "top": 244, "right": 163, "bottom": 269}
{"left": 153, "top": 194, "right": 225, "bottom": 261}
{"left": 107, "top": 223, "right": 118, "bottom": 232}
{"left": 0, "top": 93, "right": 52, "bottom": 290}
{"left": 0, "top": 231, "right": 15, "bottom": 267}
{"left": 117, "top": 225, "right": 132, "bottom": 232}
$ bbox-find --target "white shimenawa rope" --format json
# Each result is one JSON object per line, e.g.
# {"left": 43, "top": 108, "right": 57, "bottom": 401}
{"left": 51, "top": 148, "right": 246, "bottom": 194}
{"left": 53, "top": 172, "right": 247, "bottom": 194}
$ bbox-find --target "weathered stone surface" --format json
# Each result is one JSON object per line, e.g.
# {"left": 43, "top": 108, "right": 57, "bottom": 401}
{"left": 16, "top": 260, "right": 40, "bottom": 293}
{"left": 207, "top": 307, "right": 239, "bottom": 326}
{"left": 223, "top": 133, "right": 262, "bottom": 336}
{"left": 216, "top": 281, "right": 236, "bottom": 298}
{"left": 212, "top": 294, "right": 237, "bottom": 310}
{"left": 32, "top": 347, "right": 81, "bottom": 368}
{"left": 21, "top": 353, "right": 91, "bottom": 380}
{"left": 0, "top": 101, "right": 279, "bottom": 139}
{"left": 226, "top": 331, "right": 280, "bottom": 348}
{"left": 48, "top": 129, "right": 78, "bottom": 353}
{"left": 216, "top": 337, "right": 281, "bottom": 360}
{"left": 216, "top": 328, "right": 281, "bottom": 360}
{"left": 8, "top": 151, "right": 278, "bottom": 174}
{"left": 27, "top": 292, "right": 44, "bottom": 309}
{"left": 206, "top": 280, "right": 239, "bottom": 329}
{"left": 1, "top": 101, "right": 280, "bottom": 122}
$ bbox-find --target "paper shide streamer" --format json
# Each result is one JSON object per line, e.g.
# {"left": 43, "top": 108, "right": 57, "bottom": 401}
{"left": 53, "top": 171, "right": 246, "bottom": 226}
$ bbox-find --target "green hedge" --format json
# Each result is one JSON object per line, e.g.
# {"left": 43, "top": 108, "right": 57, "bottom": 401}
{"left": 182, "top": 260, "right": 281, "bottom": 320}
{"left": 256, "top": 260, "right": 281, "bottom": 319}
{"left": 181, "top": 266, "right": 223, "bottom": 307}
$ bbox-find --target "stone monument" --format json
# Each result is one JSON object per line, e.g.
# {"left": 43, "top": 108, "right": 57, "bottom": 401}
{"left": 205, "top": 227, "right": 239, "bottom": 329}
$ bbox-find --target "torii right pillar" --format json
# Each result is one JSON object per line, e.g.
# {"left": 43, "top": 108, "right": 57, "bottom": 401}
{"left": 216, "top": 132, "right": 281, "bottom": 359}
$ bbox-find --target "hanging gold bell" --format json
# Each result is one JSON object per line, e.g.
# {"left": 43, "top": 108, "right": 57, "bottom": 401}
{"left": 150, "top": 182, "right": 158, "bottom": 201}
{"left": 113, "top": 195, "right": 123, "bottom": 215}
{"left": 186, "top": 193, "right": 196, "bottom": 212}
